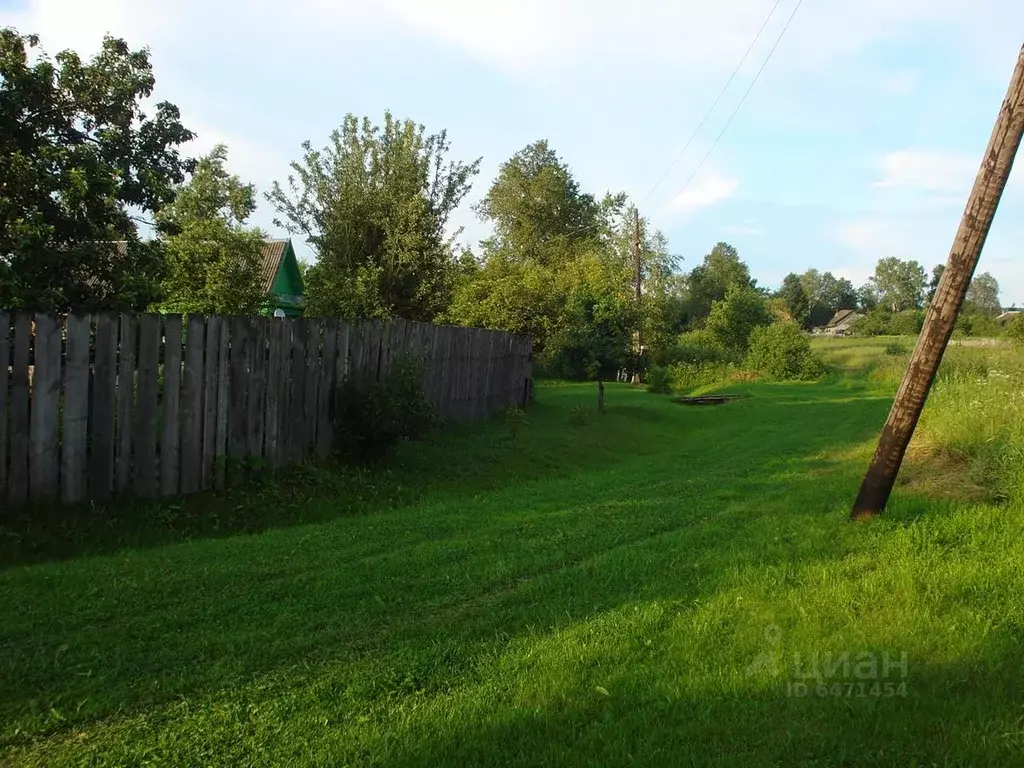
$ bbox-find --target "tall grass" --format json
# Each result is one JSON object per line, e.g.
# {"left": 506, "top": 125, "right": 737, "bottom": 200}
{"left": 820, "top": 338, "right": 1024, "bottom": 504}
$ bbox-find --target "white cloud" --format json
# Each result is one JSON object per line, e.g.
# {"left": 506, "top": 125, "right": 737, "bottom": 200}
{"left": 669, "top": 171, "right": 739, "bottom": 213}
{"left": 874, "top": 150, "right": 979, "bottom": 192}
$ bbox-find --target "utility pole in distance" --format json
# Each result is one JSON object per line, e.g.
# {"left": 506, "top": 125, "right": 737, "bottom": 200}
{"left": 851, "top": 44, "right": 1024, "bottom": 522}
{"left": 631, "top": 207, "right": 643, "bottom": 386}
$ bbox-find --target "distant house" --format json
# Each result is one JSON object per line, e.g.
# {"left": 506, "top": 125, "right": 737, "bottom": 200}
{"left": 996, "top": 310, "right": 1021, "bottom": 326}
{"left": 259, "top": 238, "right": 305, "bottom": 317}
{"left": 816, "top": 308, "right": 863, "bottom": 336}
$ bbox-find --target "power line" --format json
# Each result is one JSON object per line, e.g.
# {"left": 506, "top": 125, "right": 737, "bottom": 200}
{"left": 642, "top": 0, "right": 784, "bottom": 204}
{"left": 671, "top": 0, "right": 805, "bottom": 207}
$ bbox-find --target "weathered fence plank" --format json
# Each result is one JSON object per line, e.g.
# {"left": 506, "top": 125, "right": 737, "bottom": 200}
{"left": 288, "top": 318, "right": 307, "bottom": 463}
{"left": 60, "top": 314, "right": 92, "bottom": 503}
{"left": 264, "top": 319, "right": 283, "bottom": 469}
{"left": 316, "top": 319, "right": 338, "bottom": 459}
{"left": 228, "top": 316, "right": 249, "bottom": 481}
{"left": 7, "top": 314, "right": 30, "bottom": 506}
{"left": 89, "top": 314, "right": 118, "bottom": 501}
{"left": 160, "top": 315, "right": 183, "bottom": 498}
{"left": 180, "top": 316, "right": 205, "bottom": 495}
{"left": 0, "top": 313, "right": 8, "bottom": 501}
{"left": 29, "top": 314, "right": 61, "bottom": 502}
{"left": 303, "top": 320, "right": 320, "bottom": 461}
{"left": 115, "top": 314, "right": 138, "bottom": 495}
{"left": 253, "top": 318, "right": 270, "bottom": 463}
{"left": 134, "top": 314, "right": 161, "bottom": 498}
{"left": 201, "top": 316, "right": 222, "bottom": 490}
{"left": 214, "top": 319, "right": 229, "bottom": 489}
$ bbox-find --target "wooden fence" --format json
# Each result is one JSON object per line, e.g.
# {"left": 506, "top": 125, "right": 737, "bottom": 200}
{"left": 0, "top": 312, "right": 532, "bottom": 509}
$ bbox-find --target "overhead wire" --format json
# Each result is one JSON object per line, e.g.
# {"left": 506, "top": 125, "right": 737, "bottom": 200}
{"left": 670, "top": 0, "right": 805, "bottom": 208}
{"left": 641, "top": 0, "right": 785, "bottom": 204}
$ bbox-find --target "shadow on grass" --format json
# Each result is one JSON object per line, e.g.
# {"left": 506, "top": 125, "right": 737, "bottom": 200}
{"left": 0, "top": 379, "right": 907, "bottom": 757}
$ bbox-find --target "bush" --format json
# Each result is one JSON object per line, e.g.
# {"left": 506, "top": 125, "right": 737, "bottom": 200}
{"left": 1007, "top": 316, "right": 1024, "bottom": 348}
{"left": 884, "top": 341, "right": 909, "bottom": 356}
{"left": 854, "top": 308, "right": 923, "bottom": 337}
{"left": 645, "top": 364, "right": 672, "bottom": 394}
{"left": 334, "top": 356, "right": 435, "bottom": 461}
{"left": 745, "top": 322, "right": 824, "bottom": 381}
{"left": 705, "top": 284, "right": 772, "bottom": 351}
{"left": 667, "top": 361, "right": 736, "bottom": 394}
{"left": 669, "top": 329, "right": 736, "bottom": 365}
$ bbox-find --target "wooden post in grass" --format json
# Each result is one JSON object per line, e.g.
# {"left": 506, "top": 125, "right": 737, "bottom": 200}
{"left": 597, "top": 380, "right": 605, "bottom": 414}
{"left": 851, "top": 44, "right": 1024, "bottom": 522}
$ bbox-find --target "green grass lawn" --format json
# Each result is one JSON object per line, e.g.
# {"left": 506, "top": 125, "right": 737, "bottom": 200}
{"left": 4, "top": 341, "right": 1024, "bottom": 766}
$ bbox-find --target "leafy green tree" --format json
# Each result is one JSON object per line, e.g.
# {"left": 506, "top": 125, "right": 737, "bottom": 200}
{"left": 0, "top": 29, "right": 194, "bottom": 310}
{"left": 268, "top": 112, "right": 480, "bottom": 321}
{"left": 475, "top": 140, "right": 602, "bottom": 267}
{"left": 927, "top": 263, "right": 945, "bottom": 304}
{"left": 871, "top": 257, "right": 926, "bottom": 312}
{"left": 705, "top": 284, "right": 772, "bottom": 351}
{"left": 777, "top": 273, "right": 810, "bottom": 328}
{"left": 801, "top": 270, "right": 856, "bottom": 326}
{"left": 858, "top": 282, "right": 880, "bottom": 311}
{"left": 687, "top": 242, "right": 754, "bottom": 323}
{"left": 157, "top": 145, "right": 267, "bottom": 315}
{"left": 966, "top": 271, "right": 1001, "bottom": 317}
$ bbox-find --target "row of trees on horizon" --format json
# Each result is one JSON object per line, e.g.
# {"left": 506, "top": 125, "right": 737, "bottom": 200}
{"left": 1, "top": 29, "right": 1010, "bottom": 380}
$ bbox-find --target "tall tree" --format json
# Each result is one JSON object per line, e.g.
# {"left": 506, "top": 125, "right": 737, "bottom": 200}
{"left": 777, "top": 273, "right": 810, "bottom": 328}
{"left": 926, "top": 263, "right": 946, "bottom": 304}
{"left": 475, "top": 140, "right": 602, "bottom": 266}
{"left": 687, "top": 242, "right": 753, "bottom": 322}
{"left": 157, "top": 145, "right": 268, "bottom": 315}
{"left": 871, "top": 257, "right": 927, "bottom": 312}
{"left": 966, "top": 271, "right": 1001, "bottom": 316}
{"left": 0, "top": 29, "right": 194, "bottom": 310}
{"left": 268, "top": 112, "right": 480, "bottom": 320}
{"left": 705, "top": 283, "right": 772, "bottom": 350}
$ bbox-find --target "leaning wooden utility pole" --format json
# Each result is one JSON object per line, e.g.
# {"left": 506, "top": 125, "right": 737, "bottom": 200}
{"left": 631, "top": 208, "right": 643, "bottom": 386}
{"left": 851, "top": 44, "right": 1024, "bottom": 522}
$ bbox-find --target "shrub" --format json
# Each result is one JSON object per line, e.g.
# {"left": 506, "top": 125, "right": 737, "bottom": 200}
{"left": 667, "top": 361, "right": 736, "bottom": 394}
{"left": 1007, "top": 316, "right": 1024, "bottom": 348}
{"left": 855, "top": 308, "right": 924, "bottom": 337}
{"left": 334, "top": 356, "right": 435, "bottom": 461}
{"left": 669, "top": 329, "right": 736, "bottom": 365}
{"left": 705, "top": 284, "right": 772, "bottom": 351}
{"left": 645, "top": 364, "right": 672, "bottom": 394}
{"left": 745, "top": 322, "right": 824, "bottom": 381}
{"left": 884, "top": 341, "right": 909, "bottom": 356}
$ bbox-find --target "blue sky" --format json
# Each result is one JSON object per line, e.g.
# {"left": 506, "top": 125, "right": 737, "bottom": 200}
{"left": 3, "top": 0, "right": 1023, "bottom": 302}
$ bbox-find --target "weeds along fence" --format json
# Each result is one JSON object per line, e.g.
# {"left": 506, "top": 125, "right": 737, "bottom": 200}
{"left": 0, "top": 312, "right": 533, "bottom": 509}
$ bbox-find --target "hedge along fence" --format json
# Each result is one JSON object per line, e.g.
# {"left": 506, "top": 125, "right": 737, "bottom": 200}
{"left": 0, "top": 312, "right": 533, "bottom": 509}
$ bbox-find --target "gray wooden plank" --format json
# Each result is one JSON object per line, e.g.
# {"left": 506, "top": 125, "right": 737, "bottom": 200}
{"left": 228, "top": 316, "right": 249, "bottom": 482}
{"left": 201, "top": 316, "right": 222, "bottom": 490}
{"left": 115, "top": 313, "right": 138, "bottom": 494}
{"left": 89, "top": 314, "right": 118, "bottom": 501}
{"left": 264, "top": 318, "right": 283, "bottom": 470}
{"left": 0, "top": 313, "right": 9, "bottom": 502}
{"left": 316, "top": 318, "right": 338, "bottom": 459}
{"left": 7, "top": 314, "right": 30, "bottom": 506}
{"left": 288, "top": 318, "right": 308, "bottom": 463}
{"left": 337, "top": 321, "right": 351, "bottom": 385}
{"left": 61, "top": 313, "right": 92, "bottom": 503}
{"left": 347, "top": 321, "right": 363, "bottom": 388}
{"left": 248, "top": 317, "right": 268, "bottom": 462}
{"left": 133, "top": 314, "right": 160, "bottom": 498}
{"left": 160, "top": 315, "right": 183, "bottom": 498}
{"left": 29, "top": 313, "right": 61, "bottom": 502}
{"left": 303, "top": 319, "right": 320, "bottom": 461}
{"left": 368, "top": 319, "right": 383, "bottom": 383}
{"left": 214, "top": 318, "right": 229, "bottom": 489}
{"left": 180, "top": 315, "right": 205, "bottom": 495}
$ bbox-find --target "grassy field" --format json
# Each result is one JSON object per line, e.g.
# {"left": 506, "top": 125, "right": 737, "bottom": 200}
{"left": 3, "top": 337, "right": 1024, "bottom": 766}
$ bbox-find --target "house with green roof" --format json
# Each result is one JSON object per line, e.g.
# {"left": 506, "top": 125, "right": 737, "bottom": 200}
{"left": 260, "top": 238, "right": 305, "bottom": 317}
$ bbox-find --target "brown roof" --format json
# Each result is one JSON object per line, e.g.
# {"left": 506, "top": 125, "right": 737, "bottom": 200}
{"left": 259, "top": 239, "right": 288, "bottom": 293}
{"left": 825, "top": 308, "right": 858, "bottom": 328}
